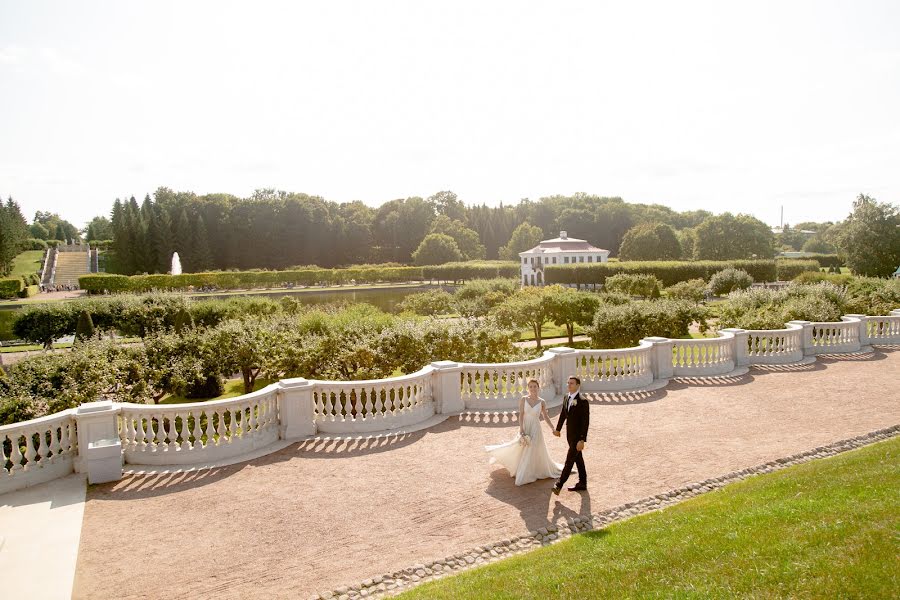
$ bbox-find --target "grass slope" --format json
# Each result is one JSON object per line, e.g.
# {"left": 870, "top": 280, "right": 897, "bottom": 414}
{"left": 10, "top": 250, "right": 44, "bottom": 278}
{"left": 400, "top": 436, "right": 900, "bottom": 599}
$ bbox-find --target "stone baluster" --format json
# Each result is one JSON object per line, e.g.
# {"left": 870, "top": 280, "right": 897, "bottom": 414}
{"left": 843, "top": 315, "right": 869, "bottom": 347}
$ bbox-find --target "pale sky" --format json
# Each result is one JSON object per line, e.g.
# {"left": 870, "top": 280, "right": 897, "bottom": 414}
{"left": 1, "top": 1, "right": 899, "bottom": 230}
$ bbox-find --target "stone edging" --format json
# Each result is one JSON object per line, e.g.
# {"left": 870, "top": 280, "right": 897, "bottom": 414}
{"left": 310, "top": 424, "right": 900, "bottom": 600}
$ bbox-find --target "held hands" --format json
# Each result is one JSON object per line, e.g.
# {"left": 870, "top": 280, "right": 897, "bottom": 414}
{"left": 553, "top": 430, "right": 561, "bottom": 437}
{"left": 576, "top": 440, "right": 585, "bottom": 451}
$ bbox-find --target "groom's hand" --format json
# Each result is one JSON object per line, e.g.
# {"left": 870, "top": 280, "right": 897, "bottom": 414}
{"left": 553, "top": 430, "right": 561, "bottom": 437}
{"left": 576, "top": 441, "right": 585, "bottom": 451}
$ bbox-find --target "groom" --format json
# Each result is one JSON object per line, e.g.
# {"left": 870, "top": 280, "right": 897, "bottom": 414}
{"left": 552, "top": 376, "right": 589, "bottom": 494}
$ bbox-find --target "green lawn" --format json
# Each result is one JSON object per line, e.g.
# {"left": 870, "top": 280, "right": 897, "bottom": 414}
{"left": 518, "top": 322, "right": 585, "bottom": 341}
{"left": 400, "top": 436, "right": 900, "bottom": 599}
{"left": 10, "top": 250, "right": 43, "bottom": 278}
{"left": 160, "top": 377, "right": 275, "bottom": 404}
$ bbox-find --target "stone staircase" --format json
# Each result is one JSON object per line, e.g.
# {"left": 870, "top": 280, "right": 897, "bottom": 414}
{"left": 53, "top": 251, "right": 91, "bottom": 287}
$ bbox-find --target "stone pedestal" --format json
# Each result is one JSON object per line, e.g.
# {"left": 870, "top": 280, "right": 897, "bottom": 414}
{"left": 787, "top": 320, "right": 813, "bottom": 355}
{"left": 548, "top": 347, "right": 577, "bottom": 394}
{"left": 430, "top": 361, "right": 464, "bottom": 414}
{"left": 720, "top": 328, "right": 749, "bottom": 367}
{"left": 641, "top": 337, "right": 674, "bottom": 380}
{"left": 74, "top": 400, "right": 122, "bottom": 484}
{"left": 278, "top": 378, "right": 317, "bottom": 440}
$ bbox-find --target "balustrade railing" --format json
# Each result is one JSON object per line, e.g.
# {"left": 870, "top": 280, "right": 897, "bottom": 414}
{"left": 671, "top": 334, "right": 735, "bottom": 377}
{"left": 745, "top": 325, "right": 804, "bottom": 364}
{"left": 2, "top": 311, "right": 898, "bottom": 493}
{"left": 312, "top": 367, "right": 434, "bottom": 433}
{"left": 459, "top": 355, "right": 555, "bottom": 411}
{"left": 863, "top": 315, "right": 900, "bottom": 344}
{"left": 118, "top": 384, "right": 280, "bottom": 466}
{"left": 807, "top": 317, "right": 861, "bottom": 354}
{"left": 1, "top": 410, "right": 77, "bottom": 495}
{"left": 576, "top": 343, "right": 653, "bottom": 391}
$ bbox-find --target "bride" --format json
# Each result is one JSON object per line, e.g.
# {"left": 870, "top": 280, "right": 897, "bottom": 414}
{"left": 485, "top": 379, "right": 563, "bottom": 486}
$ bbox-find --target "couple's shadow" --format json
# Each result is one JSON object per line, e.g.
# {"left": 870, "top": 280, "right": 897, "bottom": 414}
{"left": 485, "top": 468, "right": 592, "bottom": 532}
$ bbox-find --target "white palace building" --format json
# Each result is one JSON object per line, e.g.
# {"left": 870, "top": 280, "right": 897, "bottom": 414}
{"left": 519, "top": 231, "right": 610, "bottom": 286}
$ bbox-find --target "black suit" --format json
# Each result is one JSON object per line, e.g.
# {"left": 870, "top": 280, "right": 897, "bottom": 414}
{"left": 555, "top": 391, "right": 589, "bottom": 488}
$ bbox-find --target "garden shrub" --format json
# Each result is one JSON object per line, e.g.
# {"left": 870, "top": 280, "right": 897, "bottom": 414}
{"left": 587, "top": 299, "right": 707, "bottom": 348}
{"left": 664, "top": 278, "right": 707, "bottom": 302}
{"left": 708, "top": 268, "right": 753, "bottom": 295}
{"left": 775, "top": 259, "right": 820, "bottom": 281}
{"left": 604, "top": 273, "right": 662, "bottom": 298}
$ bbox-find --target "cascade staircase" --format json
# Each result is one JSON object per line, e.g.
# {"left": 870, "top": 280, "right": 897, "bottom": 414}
{"left": 52, "top": 250, "right": 91, "bottom": 287}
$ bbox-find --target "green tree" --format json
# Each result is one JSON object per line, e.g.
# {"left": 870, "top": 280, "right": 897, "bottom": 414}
{"left": 693, "top": 213, "right": 775, "bottom": 260}
{"left": 192, "top": 214, "right": 214, "bottom": 271}
{"left": 84, "top": 216, "right": 113, "bottom": 242}
{"left": 430, "top": 215, "right": 486, "bottom": 260}
{"left": 544, "top": 286, "right": 601, "bottom": 344}
{"left": 801, "top": 236, "right": 837, "bottom": 254}
{"left": 74, "top": 310, "right": 95, "bottom": 343}
{"left": 618, "top": 222, "right": 682, "bottom": 261}
{"left": 490, "top": 286, "right": 552, "bottom": 349}
{"left": 499, "top": 222, "right": 543, "bottom": 261}
{"left": 835, "top": 194, "right": 900, "bottom": 277}
{"left": 412, "top": 233, "right": 463, "bottom": 265}
{"left": 174, "top": 207, "right": 194, "bottom": 272}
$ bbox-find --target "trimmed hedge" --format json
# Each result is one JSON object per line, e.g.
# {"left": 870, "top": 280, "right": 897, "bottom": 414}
{"left": 79, "top": 266, "right": 427, "bottom": 294}
{"left": 775, "top": 259, "right": 820, "bottom": 281}
{"left": 18, "top": 285, "right": 39, "bottom": 298}
{"left": 81, "top": 262, "right": 522, "bottom": 293}
{"left": 0, "top": 278, "right": 24, "bottom": 299}
{"left": 777, "top": 254, "right": 842, "bottom": 269}
{"left": 544, "top": 260, "right": 778, "bottom": 287}
{"left": 422, "top": 261, "right": 519, "bottom": 282}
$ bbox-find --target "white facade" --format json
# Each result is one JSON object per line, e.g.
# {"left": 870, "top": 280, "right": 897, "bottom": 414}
{"left": 519, "top": 231, "right": 610, "bottom": 286}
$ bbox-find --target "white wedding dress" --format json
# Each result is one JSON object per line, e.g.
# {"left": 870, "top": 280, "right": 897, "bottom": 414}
{"left": 485, "top": 399, "right": 563, "bottom": 486}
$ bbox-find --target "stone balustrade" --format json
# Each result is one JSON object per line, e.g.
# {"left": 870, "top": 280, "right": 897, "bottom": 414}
{"left": 0, "top": 410, "right": 78, "bottom": 495}
{"left": 119, "top": 384, "right": 281, "bottom": 466}
{"left": 573, "top": 343, "right": 654, "bottom": 392}
{"left": 670, "top": 333, "right": 737, "bottom": 377}
{"left": 1, "top": 311, "right": 898, "bottom": 494}
{"left": 458, "top": 354, "right": 556, "bottom": 411}
{"left": 313, "top": 367, "right": 435, "bottom": 434}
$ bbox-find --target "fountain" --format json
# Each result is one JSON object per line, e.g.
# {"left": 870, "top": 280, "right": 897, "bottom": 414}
{"left": 171, "top": 252, "right": 182, "bottom": 275}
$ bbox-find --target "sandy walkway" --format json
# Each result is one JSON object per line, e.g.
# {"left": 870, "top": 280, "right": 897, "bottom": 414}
{"left": 73, "top": 348, "right": 900, "bottom": 599}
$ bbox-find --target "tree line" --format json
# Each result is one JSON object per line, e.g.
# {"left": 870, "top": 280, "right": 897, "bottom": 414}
{"left": 92, "top": 188, "right": 898, "bottom": 278}
{"left": 0, "top": 197, "right": 30, "bottom": 276}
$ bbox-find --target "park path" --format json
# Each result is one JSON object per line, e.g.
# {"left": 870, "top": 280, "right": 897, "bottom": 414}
{"left": 73, "top": 348, "right": 900, "bottom": 599}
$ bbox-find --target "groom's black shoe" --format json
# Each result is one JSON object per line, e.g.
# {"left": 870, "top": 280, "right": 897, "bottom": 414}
{"left": 567, "top": 483, "right": 587, "bottom": 492}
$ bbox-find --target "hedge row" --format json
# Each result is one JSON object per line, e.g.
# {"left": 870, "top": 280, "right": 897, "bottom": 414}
{"left": 422, "top": 261, "right": 519, "bottom": 281}
{"left": 79, "top": 267, "right": 425, "bottom": 293}
{"left": 777, "top": 254, "right": 842, "bottom": 269}
{"left": 544, "top": 260, "right": 779, "bottom": 287}
{"left": 18, "top": 285, "right": 40, "bottom": 298}
{"left": 0, "top": 278, "right": 24, "bottom": 299}
{"left": 79, "top": 261, "right": 522, "bottom": 293}
{"left": 775, "top": 260, "right": 820, "bottom": 281}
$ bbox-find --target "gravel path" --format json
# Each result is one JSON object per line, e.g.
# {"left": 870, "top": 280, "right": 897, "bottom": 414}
{"left": 73, "top": 348, "right": 900, "bottom": 599}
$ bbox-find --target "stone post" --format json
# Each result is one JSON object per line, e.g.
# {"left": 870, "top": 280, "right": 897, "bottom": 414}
{"left": 74, "top": 400, "right": 122, "bottom": 484}
{"left": 787, "top": 320, "right": 814, "bottom": 356}
{"left": 278, "top": 378, "right": 317, "bottom": 440}
{"left": 891, "top": 309, "right": 900, "bottom": 317}
{"left": 720, "top": 328, "right": 749, "bottom": 367}
{"left": 430, "top": 361, "right": 464, "bottom": 414}
{"left": 547, "top": 347, "right": 578, "bottom": 395}
{"left": 640, "top": 337, "right": 674, "bottom": 381}
{"left": 842, "top": 314, "right": 869, "bottom": 346}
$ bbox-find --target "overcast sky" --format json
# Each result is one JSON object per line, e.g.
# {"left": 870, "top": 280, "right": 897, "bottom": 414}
{"left": 1, "top": 1, "right": 898, "bottom": 230}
